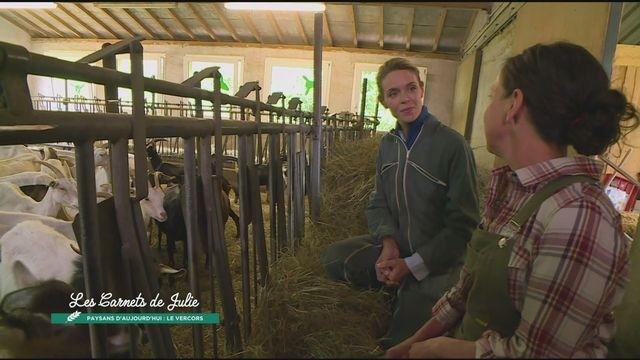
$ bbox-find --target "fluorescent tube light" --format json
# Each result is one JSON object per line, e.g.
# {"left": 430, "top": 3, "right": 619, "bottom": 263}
{"left": 94, "top": 2, "right": 178, "bottom": 9}
{"left": 0, "top": 2, "right": 57, "bottom": 9}
{"left": 224, "top": 2, "right": 326, "bottom": 12}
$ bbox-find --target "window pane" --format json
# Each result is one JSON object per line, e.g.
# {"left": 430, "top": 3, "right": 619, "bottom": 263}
{"left": 270, "top": 66, "right": 314, "bottom": 112}
{"left": 189, "top": 61, "right": 235, "bottom": 95}
{"left": 362, "top": 71, "right": 395, "bottom": 131}
{"left": 117, "top": 59, "right": 162, "bottom": 108}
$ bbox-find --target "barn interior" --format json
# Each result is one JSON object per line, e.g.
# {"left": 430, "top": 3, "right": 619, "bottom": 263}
{"left": 0, "top": 2, "right": 639, "bottom": 358}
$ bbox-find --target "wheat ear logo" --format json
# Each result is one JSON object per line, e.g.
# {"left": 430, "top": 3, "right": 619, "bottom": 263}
{"left": 67, "top": 311, "right": 81, "bottom": 323}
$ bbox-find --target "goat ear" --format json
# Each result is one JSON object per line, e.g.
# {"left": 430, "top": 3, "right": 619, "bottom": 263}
{"left": 13, "top": 261, "right": 38, "bottom": 289}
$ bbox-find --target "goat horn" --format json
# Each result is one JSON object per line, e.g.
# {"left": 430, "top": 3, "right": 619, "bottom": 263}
{"left": 94, "top": 142, "right": 109, "bottom": 149}
{"left": 69, "top": 242, "right": 82, "bottom": 256}
{"left": 35, "top": 160, "right": 65, "bottom": 179}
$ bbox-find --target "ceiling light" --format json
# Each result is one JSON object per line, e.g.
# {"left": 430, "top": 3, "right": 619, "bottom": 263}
{"left": 224, "top": 2, "right": 326, "bottom": 12}
{"left": 0, "top": 2, "right": 57, "bottom": 9}
{"left": 94, "top": 2, "right": 178, "bottom": 9}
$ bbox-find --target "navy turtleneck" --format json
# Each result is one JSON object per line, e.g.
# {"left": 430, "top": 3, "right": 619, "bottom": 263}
{"left": 394, "top": 105, "right": 429, "bottom": 150}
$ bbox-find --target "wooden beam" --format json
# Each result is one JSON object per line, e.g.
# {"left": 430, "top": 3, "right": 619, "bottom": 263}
{"left": 98, "top": 8, "right": 136, "bottom": 37}
{"left": 323, "top": 12, "right": 333, "bottom": 47}
{"left": 295, "top": 12, "right": 309, "bottom": 45}
{"left": 56, "top": 4, "right": 100, "bottom": 38}
{"left": 461, "top": 10, "right": 478, "bottom": 52}
{"left": 23, "top": 10, "right": 65, "bottom": 37}
{"left": 75, "top": 3, "right": 120, "bottom": 38}
{"left": 45, "top": 9, "right": 82, "bottom": 38}
{"left": 433, "top": 9, "right": 447, "bottom": 52}
{"left": 0, "top": 12, "right": 47, "bottom": 37}
{"left": 187, "top": 3, "right": 217, "bottom": 41}
{"left": 267, "top": 11, "right": 285, "bottom": 44}
{"left": 328, "top": 2, "right": 492, "bottom": 11}
{"left": 211, "top": 3, "right": 240, "bottom": 42}
{"left": 240, "top": 12, "right": 262, "bottom": 43}
{"left": 32, "top": 37, "right": 461, "bottom": 60}
{"left": 405, "top": 7, "right": 414, "bottom": 50}
{"left": 379, "top": 6, "right": 384, "bottom": 48}
{"left": 351, "top": 5, "right": 358, "bottom": 47}
{"left": 167, "top": 8, "right": 196, "bottom": 40}
{"left": 145, "top": 9, "right": 176, "bottom": 40}
{"left": 122, "top": 9, "right": 155, "bottom": 38}
{"left": 10, "top": 11, "right": 55, "bottom": 37}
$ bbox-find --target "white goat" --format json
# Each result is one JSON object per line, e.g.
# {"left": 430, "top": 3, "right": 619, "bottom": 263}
{"left": 0, "top": 153, "right": 41, "bottom": 177}
{"left": 0, "top": 211, "right": 77, "bottom": 241}
{"left": 0, "top": 180, "right": 78, "bottom": 218}
{"left": 0, "top": 220, "right": 81, "bottom": 301}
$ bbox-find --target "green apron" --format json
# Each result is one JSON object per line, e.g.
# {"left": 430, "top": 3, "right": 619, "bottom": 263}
{"left": 454, "top": 175, "right": 597, "bottom": 341}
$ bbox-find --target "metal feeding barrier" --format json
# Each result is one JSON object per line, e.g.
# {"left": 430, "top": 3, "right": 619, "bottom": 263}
{"left": 0, "top": 36, "right": 379, "bottom": 358}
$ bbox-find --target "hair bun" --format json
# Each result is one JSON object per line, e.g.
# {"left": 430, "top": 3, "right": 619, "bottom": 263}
{"left": 566, "top": 89, "right": 636, "bottom": 155}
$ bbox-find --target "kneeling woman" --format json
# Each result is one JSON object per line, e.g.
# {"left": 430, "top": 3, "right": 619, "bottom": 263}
{"left": 387, "top": 42, "right": 639, "bottom": 358}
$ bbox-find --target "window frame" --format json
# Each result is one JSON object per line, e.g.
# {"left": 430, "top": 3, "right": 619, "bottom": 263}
{"left": 183, "top": 54, "right": 244, "bottom": 95}
{"left": 263, "top": 57, "right": 331, "bottom": 109}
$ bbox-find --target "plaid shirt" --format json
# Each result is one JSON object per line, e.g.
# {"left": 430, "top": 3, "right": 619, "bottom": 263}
{"left": 432, "top": 156, "right": 630, "bottom": 358}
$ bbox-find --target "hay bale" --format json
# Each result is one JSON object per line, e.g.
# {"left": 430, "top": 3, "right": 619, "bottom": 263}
{"left": 621, "top": 212, "right": 639, "bottom": 239}
{"left": 245, "top": 136, "right": 389, "bottom": 358}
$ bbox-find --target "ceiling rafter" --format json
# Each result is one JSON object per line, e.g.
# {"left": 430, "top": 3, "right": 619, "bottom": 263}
{"left": 211, "top": 3, "right": 240, "bottom": 42}
{"left": 13, "top": 11, "right": 55, "bottom": 37}
{"left": 295, "top": 12, "right": 309, "bottom": 45}
{"left": 0, "top": 12, "right": 47, "bottom": 37}
{"left": 45, "top": 9, "right": 82, "bottom": 38}
{"left": 461, "top": 10, "right": 478, "bottom": 51}
{"left": 56, "top": 4, "right": 100, "bottom": 38}
{"left": 433, "top": 8, "right": 447, "bottom": 52}
{"left": 187, "top": 3, "right": 217, "bottom": 41}
{"left": 122, "top": 9, "right": 155, "bottom": 38}
{"left": 323, "top": 12, "right": 333, "bottom": 47}
{"left": 75, "top": 3, "right": 120, "bottom": 38}
{"left": 329, "top": 2, "right": 492, "bottom": 11}
{"left": 379, "top": 6, "right": 384, "bottom": 48}
{"left": 167, "top": 8, "right": 196, "bottom": 40}
{"left": 97, "top": 8, "right": 136, "bottom": 37}
{"left": 267, "top": 11, "right": 284, "bottom": 43}
{"left": 24, "top": 10, "right": 65, "bottom": 37}
{"left": 351, "top": 5, "right": 358, "bottom": 47}
{"left": 240, "top": 12, "right": 262, "bottom": 43}
{"left": 144, "top": 9, "right": 176, "bottom": 40}
{"left": 406, "top": 7, "right": 415, "bottom": 50}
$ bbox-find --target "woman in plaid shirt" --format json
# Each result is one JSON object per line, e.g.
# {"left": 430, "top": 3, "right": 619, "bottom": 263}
{"left": 387, "top": 42, "right": 639, "bottom": 358}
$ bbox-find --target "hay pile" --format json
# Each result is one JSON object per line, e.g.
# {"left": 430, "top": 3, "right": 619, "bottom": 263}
{"left": 244, "top": 135, "right": 390, "bottom": 358}
{"left": 621, "top": 211, "right": 639, "bottom": 239}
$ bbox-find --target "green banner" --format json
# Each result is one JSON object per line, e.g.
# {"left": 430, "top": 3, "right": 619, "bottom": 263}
{"left": 51, "top": 312, "right": 219, "bottom": 325}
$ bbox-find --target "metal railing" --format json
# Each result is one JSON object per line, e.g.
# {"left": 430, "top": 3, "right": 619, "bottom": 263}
{"left": 0, "top": 37, "right": 377, "bottom": 358}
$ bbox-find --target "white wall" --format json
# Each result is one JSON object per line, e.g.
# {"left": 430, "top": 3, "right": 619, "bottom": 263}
{"left": 0, "top": 17, "right": 31, "bottom": 50}
{"left": 30, "top": 40, "right": 459, "bottom": 126}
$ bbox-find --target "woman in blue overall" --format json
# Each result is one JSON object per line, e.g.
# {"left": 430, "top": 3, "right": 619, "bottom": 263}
{"left": 321, "top": 58, "right": 480, "bottom": 348}
{"left": 386, "top": 42, "right": 639, "bottom": 358}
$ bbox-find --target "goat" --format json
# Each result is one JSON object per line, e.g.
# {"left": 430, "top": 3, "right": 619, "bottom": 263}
{"left": 0, "top": 217, "right": 180, "bottom": 358}
{"left": 0, "top": 153, "right": 41, "bottom": 177}
{"left": 0, "top": 145, "right": 35, "bottom": 159}
{"left": 0, "top": 163, "right": 78, "bottom": 218}
{"left": 156, "top": 175, "right": 239, "bottom": 268}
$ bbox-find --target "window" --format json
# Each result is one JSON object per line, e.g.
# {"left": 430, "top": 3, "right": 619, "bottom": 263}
{"left": 351, "top": 63, "right": 427, "bottom": 132}
{"left": 116, "top": 53, "right": 165, "bottom": 109}
{"left": 38, "top": 51, "right": 98, "bottom": 101}
{"left": 183, "top": 55, "right": 244, "bottom": 118}
{"left": 264, "top": 58, "right": 331, "bottom": 112}
{"left": 185, "top": 55, "right": 243, "bottom": 95}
